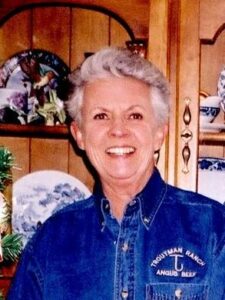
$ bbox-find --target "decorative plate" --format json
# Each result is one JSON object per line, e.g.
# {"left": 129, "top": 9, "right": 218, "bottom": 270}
{"left": 12, "top": 170, "right": 91, "bottom": 246}
{"left": 217, "top": 67, "right": 225, "bottom": 111}
{"left": 200, "top": 123, "right": 225, "bottom": 133}
{"left": 0, "top": 49, "right": 70, "bottom": 125}
{"left": 198, "top": 157, "right": 225, "bottom": 205}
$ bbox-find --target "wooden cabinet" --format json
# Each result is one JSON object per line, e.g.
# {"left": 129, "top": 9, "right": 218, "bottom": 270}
{"left": 174, "top": 0, "right": 225, "bottom": 191}
{"left": 139, "top": 0, "right": 225, "bottom": 193}
{"left": 140, "top": 0, "right": 225, "bottom": 193}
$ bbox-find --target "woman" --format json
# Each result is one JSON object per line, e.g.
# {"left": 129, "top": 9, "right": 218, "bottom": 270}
{"left": 8, "top": 47, "right": 224, "bottom": 299}
{"left": 67, "top": 47, "right": 169, "bottom": 221}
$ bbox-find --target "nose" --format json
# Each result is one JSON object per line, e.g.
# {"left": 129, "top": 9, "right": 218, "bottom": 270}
{"left": 108, "top": 117, "right": 129, "bottom": 138}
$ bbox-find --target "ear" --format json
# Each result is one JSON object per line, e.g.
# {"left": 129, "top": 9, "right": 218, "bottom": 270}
{"left": 70, "top": 121, "right": 85, "bottom": 150}
{"left": 154, "top": 124, "right": 168, "bottom": 152}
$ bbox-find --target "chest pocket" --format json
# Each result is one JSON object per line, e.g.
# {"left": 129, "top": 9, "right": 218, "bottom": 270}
{"left": 146, "top": 283, "right": 208, "bottom": 300}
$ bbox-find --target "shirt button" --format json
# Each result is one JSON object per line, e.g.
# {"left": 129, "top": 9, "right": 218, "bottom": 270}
{"left": 175, "top": 288, "right": 182, "bottom": 299}
{"left": 121, "top": 290, "right": 128, "bottom": 299}
{"left": 129, "top": 199, "right": 136, "bottom": 206}
{"left": 121, "top": 242, "right": 129, "bottom": 252}
{"left": 143, "top": 217, "right": 150, "bottom": 224}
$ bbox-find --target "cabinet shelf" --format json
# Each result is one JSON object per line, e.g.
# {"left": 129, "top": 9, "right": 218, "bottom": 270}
{"left": 199, "top": 131, "right": 225, "bottom": 144}
{"left": 0, "top": 124, "right": 70, "bottom": 138}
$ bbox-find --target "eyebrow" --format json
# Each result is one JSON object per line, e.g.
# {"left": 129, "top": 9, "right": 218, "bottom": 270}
{"left": 126, "top": 105, "right": 145, "bottom": 111}
{"left": 90, "top": 105, "right": 144, "bottom": 112}
{"left": 89, "top": 107, "right": 110, "bottom": 113}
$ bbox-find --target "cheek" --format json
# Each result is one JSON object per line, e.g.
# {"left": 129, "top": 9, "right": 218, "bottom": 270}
{"left": 136, "top": 125, "right": 155, "bottom": 143}
{"left": 84, "top": 123, "right": 107, "bottom": 139}
{"left": 137, "top": 126, "right": 164, "bottom": 152}
{"left": 82, "top": 129, "right": 103, "bottom": 152}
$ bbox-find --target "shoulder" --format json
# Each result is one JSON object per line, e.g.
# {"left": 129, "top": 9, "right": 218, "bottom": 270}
{"left": 165, "top": 184, "right": 224, "bottom": 246}
{"left": 163, "top": 184, "right": 225, "bottom": 253}
{"left": 164, "top": 184, "right": 224, "bottom": 234}
{"left": 44, "top": 195, "right": 97, "bottom": 227}
{"left": 51, "top": 195, "right": 95, "bottom": 218}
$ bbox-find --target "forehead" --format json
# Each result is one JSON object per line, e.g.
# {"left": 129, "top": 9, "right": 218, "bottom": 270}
{"left": 83, "top": 76, "right": 150, "bottom": 106}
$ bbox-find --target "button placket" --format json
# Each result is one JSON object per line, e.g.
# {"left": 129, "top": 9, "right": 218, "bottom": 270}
{"left": 114, "top": 211, "right": 139, "bottom": 300}
{"left": 175, "top": 288, "right": 183, "bottom": 299}
{"left": 143, "top": 216, "right": 150, "bottom": 224}
{"left": 121, "top": 289, "right": 129, "bottom": 299}
{"left": 121, "top": 242, "right": 129, "bottom": 252}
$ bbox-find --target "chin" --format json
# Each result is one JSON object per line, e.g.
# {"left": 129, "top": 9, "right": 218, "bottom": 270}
{"left": 106, "top": 171, "right": 138, "bottom": 181}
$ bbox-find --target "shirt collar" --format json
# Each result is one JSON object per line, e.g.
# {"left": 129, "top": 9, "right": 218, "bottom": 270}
{"left": 93, "top": 167, "right": 167, "bottom": 230}
{"left": 137, "top": 168, "right": 167, "bottom": 229}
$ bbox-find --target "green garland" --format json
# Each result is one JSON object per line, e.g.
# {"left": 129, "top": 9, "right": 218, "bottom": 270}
{"left": 0, "top": 147, "right": 23, "bottom": 264}
{"left": 2, "top": 234, "right": 23, "bottom": 262}
{"left": 0, "top": 147, "right": 14, "bottom": 192}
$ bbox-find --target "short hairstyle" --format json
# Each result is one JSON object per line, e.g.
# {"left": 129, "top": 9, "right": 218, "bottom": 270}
{"left": 66, "top": 47, "right": 170, "bottom": 126}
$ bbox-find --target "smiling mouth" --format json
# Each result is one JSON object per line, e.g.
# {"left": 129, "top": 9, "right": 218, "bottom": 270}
{"left": 106, "top": 146, "right": 135, "bottom": 156}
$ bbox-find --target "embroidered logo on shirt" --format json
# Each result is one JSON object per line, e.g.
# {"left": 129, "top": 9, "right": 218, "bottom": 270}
{"left": 150, "top": 247, "right": 206, "bottom": 278}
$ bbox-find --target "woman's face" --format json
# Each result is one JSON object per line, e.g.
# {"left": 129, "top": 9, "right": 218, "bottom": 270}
{"left": 71, "top": 76, "right": 167, "bottom": 188}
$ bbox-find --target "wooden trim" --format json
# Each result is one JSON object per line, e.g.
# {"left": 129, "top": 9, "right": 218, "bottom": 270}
{"left": 199, "top": 132, "right": 225, "bottom": 144}
{"left": 0, "top": 0, "right": 149, "bottom": 38}
{"left": 148, "top": 0, "right": 169, "bottom": 181}
{"left": 176, "top": 0, "right": 200, "bottom": 191}
{"left": 0, "top": 124, "right": 69, "bottom": 138}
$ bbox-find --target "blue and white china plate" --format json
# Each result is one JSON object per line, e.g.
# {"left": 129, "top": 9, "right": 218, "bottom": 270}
{"left": 0, "top": 49, "right": 69, "bottom": 124}
{"left": 217, "top": 67, "right": 225, "bottom": 110}
{"left": 198, "top": 157, "right": 225, "bottom": 204}
{"left": 12, "top": 170, "right": 91, "bottom": 246}
{"left": 200, "top": 123, "right": 225, "bottom": 132}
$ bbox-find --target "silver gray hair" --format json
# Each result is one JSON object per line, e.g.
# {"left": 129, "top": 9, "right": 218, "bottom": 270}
{"left": 66, "top": 47, "right": 170, "bottom": 126}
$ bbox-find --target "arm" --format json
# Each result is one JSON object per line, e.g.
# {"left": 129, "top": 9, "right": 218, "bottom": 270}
{"left": 208, "top": 203, "right": 225, "bottom": 299}
{"left": 209, "top": 238, "right": 225, "bottom": 299}
{"left": 7, "top": 247, "right": 43, "bottom": 300}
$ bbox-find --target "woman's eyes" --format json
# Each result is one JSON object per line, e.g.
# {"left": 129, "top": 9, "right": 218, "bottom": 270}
{"left": 93, "top": 112, "right": 143, "bottom": 120}
{"left": 129, "top": 113, "right": 143, "bottom": 120}
{"left": 93, "top": 113, "right": 108, "bottom": 120}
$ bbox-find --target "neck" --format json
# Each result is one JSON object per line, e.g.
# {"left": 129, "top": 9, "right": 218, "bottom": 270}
{"left": 104, "top": 188, "right": 133, "bottom": 221}
{"left": 101, "top": 173, "right": 152, "bottom": 221}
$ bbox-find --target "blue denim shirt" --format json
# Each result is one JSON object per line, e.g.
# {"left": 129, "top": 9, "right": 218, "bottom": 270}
{"left": 8, "top": 168, "right": 225, "bottom": 300}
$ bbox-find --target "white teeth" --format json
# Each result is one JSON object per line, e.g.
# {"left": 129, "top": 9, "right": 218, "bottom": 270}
{"left": 106, "top": 147, "right": 135, "bottom": 155}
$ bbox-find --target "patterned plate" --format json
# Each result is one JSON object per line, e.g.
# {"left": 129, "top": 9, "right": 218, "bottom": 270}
{"left": 12, "top": 170, "right": 91, "bottom": 247}
{"left": 198, "top": 157, "right": 225, "bottom": 205}
{"left": 0, "top": 49, "right": 69, "bottom": 124}
{"left": 200, "top": 123, "right": 225, "bottom": 133}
